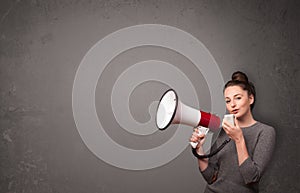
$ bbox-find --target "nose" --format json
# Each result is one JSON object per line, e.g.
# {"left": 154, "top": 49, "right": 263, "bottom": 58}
{"left": 230, "top": 101, "right": 236, "bottom": 108}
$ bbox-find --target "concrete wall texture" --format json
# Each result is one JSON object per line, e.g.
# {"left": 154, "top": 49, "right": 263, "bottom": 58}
{"left": 0, "top": 0, "right": 299, "bottom": 193}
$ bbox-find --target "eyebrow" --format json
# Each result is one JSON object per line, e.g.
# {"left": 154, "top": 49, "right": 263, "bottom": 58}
{"left": 225, "top": 93, "right": 243, "bottom": 99}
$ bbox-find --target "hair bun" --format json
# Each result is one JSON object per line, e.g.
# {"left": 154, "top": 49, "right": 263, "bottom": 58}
{"left": 231, "top": 71, "right": 248, "bottom": 83}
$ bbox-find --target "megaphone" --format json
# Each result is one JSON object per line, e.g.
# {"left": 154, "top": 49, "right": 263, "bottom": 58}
{"left": 156, "top": 88, "right": 220, "bottom": 131}
{"left": 156, "top": 89, "right": 230, "bottom": 158}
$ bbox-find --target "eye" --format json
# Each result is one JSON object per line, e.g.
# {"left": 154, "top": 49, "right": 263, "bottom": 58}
{"left": 225, "top": 100, "right": 230, "bottom": 104}
{"left": 234, "top": 96, "right": 242, "bottom": 100}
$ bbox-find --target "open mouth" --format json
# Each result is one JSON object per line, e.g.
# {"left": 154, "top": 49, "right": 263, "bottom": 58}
{"left": 232, "top": 109, "right": 239, "bottom": 114}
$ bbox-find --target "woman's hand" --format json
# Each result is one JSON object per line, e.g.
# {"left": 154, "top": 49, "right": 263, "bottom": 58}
{"left": 222, "top": 117, "right": 249, "bottom": 165}
{"left": 190, "top": 128, "right": 206, "bottom": 149}
{"left": 222, "top": 118, "right": 244, "bottom": 142}
{"left": 190, "top": 128, "right": 209, "bottom": 170}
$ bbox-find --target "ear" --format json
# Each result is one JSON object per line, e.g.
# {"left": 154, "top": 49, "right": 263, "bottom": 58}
{"left": 249, "top": 94, "right": 254, "bottom": 105}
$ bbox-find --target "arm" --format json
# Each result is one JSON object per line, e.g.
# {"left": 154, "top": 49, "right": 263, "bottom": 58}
{"left": 238, "top": 126, "right": 276, "bottom": 184}
{"left": 235, "top": 135, "right": 249, "bottom": 166}
{"left": 199, "top": 142, "right": 219, "bottom": 184}
{"left": 222, "top": 119, "right": 249, "bottom": 166}
{"left": 190, "top": 129, "right": 209, "bottom": 171}
{"left": 196, "top": 145, "right": 209, "bottom": 172}
{"left": 223, "top": 120, "right": 276, "bottom": 184}
{"left": 190, "top": 129, "right": 219, "bottom": 184}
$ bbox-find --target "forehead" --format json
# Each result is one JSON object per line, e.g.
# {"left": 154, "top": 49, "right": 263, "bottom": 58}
{"left": 224, "top": 85, "right": 247, "bottom": 97}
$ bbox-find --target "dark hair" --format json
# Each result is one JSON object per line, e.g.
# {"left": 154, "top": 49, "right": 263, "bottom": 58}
{"left": 223, "top": 71, "right": 256, "bottom": 110}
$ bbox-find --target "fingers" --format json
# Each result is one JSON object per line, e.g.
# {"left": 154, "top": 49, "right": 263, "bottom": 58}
{"left": 234, "top": 117, "right": 239, "bottom": 128}
{"left": 190, "top": 134, "right": 202, "bottom": 142}
{"left": 222, "top": 121, "right": 229, "bottom": 134}
{"left": 192, "top": 131, "right": 205, "bottom": 139}
{"left": 190, "top": 130, "right": 205, "bottom": 142}
{"left": 222, "top": 119, "right": 233, "bottom": 128}
{"left": 222, "top": 119, "right": 243, "bottom": 141}
{"left": 222, "top": 120, "right": 233, "bottom": 139}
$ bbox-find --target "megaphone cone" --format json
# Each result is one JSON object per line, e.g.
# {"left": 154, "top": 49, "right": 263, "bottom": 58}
{"left": 156, "top": 89, "right": 220, "bottom": 131}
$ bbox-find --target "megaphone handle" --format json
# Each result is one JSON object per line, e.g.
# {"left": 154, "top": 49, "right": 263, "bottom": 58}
{"left": 189, "top": 126, "right": 209, "bottom": 148}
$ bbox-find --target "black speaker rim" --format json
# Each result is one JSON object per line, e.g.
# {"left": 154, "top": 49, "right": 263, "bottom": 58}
{"left": 156, "top": 88, "right": 178, "bottom": 130}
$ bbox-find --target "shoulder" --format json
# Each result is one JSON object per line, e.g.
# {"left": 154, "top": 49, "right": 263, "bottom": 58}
{"left": 255, "top": 122, "right": 276, "bottom": 139}
{"left": 255, "top": 121, "right": 275, "bottom": 131}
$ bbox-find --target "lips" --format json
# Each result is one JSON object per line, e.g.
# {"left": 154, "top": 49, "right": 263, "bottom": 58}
{"left": 232, "top": 109, "right": 239, "bottom": 114}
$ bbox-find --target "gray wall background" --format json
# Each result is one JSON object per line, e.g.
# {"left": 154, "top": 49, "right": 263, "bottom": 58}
{"left": 1, "top": 0, "right": 299, "bottom": 193}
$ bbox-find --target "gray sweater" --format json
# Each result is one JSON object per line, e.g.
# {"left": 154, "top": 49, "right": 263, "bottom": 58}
{"left": 201, "top": 122, "right": 276, "bottom": 193}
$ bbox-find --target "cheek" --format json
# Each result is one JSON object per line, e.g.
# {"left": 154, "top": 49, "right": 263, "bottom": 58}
{"left": 239, "top": 99, "right": 251, "bottom": 109}
{"left": 225, "top": 103, "right": 230, "bottom": 109}
{"left": 225, "top": 105, "right": 230, "bottom": 111}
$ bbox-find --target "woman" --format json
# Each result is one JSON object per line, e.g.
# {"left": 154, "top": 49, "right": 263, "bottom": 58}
{"left": 190, "top": 71, "right": 276, "bottom": 193}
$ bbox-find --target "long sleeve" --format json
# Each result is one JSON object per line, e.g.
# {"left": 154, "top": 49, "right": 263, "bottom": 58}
{"left": 238, "top": 125, "right": 276, "bottom": 184}
{"left": 200, "top": 139, "right": 220, "bottom": 184}
{"left": 201, "top": 161, "right": 219, "bottom": 184}
{"left": 200, "top": 122, "right": 276, "bottom": 193}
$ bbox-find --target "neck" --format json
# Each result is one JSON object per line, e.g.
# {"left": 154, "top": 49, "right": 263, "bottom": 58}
{"left": 236, "top": 111, "right": 256, "bottom": 128}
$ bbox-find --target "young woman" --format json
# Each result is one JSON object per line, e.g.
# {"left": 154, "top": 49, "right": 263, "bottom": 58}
{"left": 190, "top": 71, "right": 276, "bottom": 193}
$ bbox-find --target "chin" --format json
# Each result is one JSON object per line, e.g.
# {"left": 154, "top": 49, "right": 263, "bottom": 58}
{"left": 233, "top": 113, "right": 240, "bottom": 119}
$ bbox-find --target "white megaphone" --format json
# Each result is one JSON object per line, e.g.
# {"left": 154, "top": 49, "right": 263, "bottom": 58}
{"left": 156, "top": 89, "right": 221, "bottom": 148}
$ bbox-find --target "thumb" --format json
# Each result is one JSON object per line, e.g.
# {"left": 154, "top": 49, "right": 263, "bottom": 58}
{"left": 234, "top": 116, "right": 239, "bottom": 127}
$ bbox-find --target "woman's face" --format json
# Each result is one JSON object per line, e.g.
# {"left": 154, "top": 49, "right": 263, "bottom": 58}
{"left": 224, "top": 85, "right": 254, "bottom": 119}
